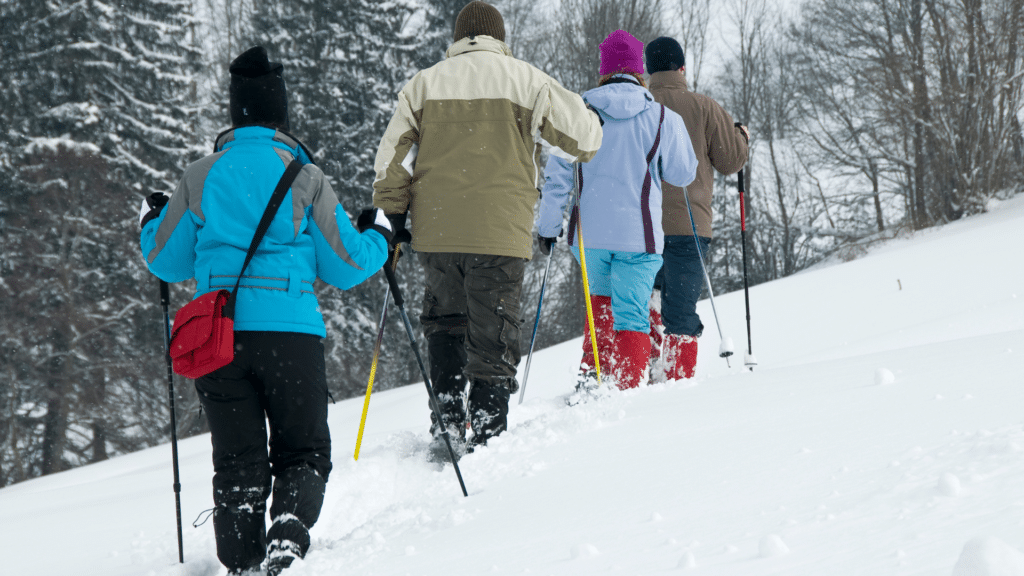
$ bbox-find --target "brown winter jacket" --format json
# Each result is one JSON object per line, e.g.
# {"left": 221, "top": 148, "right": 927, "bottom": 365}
{"left": 373, "top": 36, "right": 603, "bottom": 259}
{"left": 648, "top": 70, "right": 748, "bottom": 238}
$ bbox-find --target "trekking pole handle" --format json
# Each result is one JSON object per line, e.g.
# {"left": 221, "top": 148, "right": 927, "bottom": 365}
{"left": 382, "top": 246, "right": 404, "bottom": 308}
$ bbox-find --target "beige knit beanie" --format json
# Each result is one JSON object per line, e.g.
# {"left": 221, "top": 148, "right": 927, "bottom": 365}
{"left": 453, "top": 1, "right": 505, "bottom": 42}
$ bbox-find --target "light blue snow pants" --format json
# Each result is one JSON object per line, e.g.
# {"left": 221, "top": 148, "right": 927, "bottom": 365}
{"left": 571, "top": 247, "right": 663, "bottom": 333}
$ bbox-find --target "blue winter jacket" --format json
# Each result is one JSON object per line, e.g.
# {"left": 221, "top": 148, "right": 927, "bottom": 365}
{"left": 140, "top": 126, "right": 389, "bottom": 337}
{"left": 538, "top": 78, "right": 698, "bottom": 254}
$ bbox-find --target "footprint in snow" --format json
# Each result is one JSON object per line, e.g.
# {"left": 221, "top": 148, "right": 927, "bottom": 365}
{"left": 938, "top": 472, "right": 962, "bottom": 497}
{"left": 759, "top": 534, "right": 790, "bottom": 558}
{"left": 571, "top": 543, "right": 600, "bottom": 559}
{"left": 677, "top": 550, "right": 696, "bottom": 569}
{"left": 952, "top": 537, "right": 1024, "bottom": 575}
{"left": 875, "top": 368, "right": 896, "bottom": 386}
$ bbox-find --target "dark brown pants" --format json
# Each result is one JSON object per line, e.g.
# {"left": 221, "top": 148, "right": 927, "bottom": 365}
{"left": 418, "top": 252, "right": 524, "bottom": 444}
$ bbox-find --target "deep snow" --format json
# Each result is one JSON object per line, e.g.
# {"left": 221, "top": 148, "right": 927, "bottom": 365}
{"left": 3, "top": 196, "right": 1024, "bottom": 576}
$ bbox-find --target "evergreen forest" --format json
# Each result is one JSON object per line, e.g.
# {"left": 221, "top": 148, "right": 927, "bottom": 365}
{"left": 0, "top": 0, "right": 1020, "bottom": 487}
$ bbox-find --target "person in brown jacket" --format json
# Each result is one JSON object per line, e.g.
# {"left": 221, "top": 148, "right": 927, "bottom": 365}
{"left": 373, "top": 1, "right": 602, "bottom": 458}
{"left": 644, "top": 36, "right": 749, "bottom": 381}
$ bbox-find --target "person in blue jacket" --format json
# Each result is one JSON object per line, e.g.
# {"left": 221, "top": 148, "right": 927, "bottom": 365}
{"left": 139, "top": 47, "right": 391, "bottom": 576}
{"left": 537, "top": 30, "right": 697, "bottom": 391}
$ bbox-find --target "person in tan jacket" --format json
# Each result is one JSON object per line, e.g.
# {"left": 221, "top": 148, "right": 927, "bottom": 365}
{"left": 645, "top": 36, "right": 749, "bottom": 381}
{"left": 373, "top": 1, "right": 602, "bottom": 457}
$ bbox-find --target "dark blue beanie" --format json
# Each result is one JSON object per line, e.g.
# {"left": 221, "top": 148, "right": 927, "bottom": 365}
{"left": 645, "top": 37, "right": 685, "bottom": 74}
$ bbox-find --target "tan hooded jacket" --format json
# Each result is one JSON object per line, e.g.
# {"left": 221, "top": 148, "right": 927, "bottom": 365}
{"left": 373, "top": 36, "right": 603, "bottom": 259}
{"left": 648, "top": 70, "right": 748, "bottom": 238}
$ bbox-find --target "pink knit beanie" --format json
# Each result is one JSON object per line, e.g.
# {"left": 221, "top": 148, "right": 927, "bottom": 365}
{"left": 599, "top": 30, "right": 644, "bottom": 76}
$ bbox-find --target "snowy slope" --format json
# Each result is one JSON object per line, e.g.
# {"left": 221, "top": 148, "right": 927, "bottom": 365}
{"left": 3, "top": 196, "right": 1024, "bottom": 576}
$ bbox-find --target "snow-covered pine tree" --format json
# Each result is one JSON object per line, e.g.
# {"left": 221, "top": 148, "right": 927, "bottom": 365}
{"left": 107, "top": 0, "right": 202, "bottom": 192}
{"left": 418, "top": 0, "right": 465, "bottom": 65}
{"left": 250, "top": 0, "right": 420, "bottom": 202}
{"left": 0, "top": 0, "right": 198, "bottom": 485}
{"left": 246, "top": 0, "right": 433, "bottom": 397}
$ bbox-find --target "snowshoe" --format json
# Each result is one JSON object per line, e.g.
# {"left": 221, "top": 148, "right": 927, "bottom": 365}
{"left": 425, "top": 427, "right": 467, "bottom": 464}
{"left": 228, "top": 568, "right": 266, "bottom": 576}
{"left": 566, "top": 370, "right": 604, "bottom": 406}
{"left": 266, "top": 551, "right": 297, "bottom": 576}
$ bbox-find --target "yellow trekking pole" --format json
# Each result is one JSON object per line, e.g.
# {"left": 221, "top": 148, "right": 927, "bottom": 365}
{"left": 354, "top": 246, "right": 402, "bottom": 460}
{"left": 574, "top": 163, "right": 602, "bottom": 386}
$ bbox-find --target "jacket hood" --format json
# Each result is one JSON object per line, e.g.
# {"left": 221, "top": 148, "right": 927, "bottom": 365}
{"left": 446, "top": 35, "right": 512, "bottom": 59}
{"left": 583, "top": 79, "right": 654, "bottom": 121}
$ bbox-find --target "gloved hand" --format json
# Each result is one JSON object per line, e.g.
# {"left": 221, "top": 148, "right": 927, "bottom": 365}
{"left": 538, "top": 233, "right": 559, "bottom": 256}
{"left": 387, "top": 212, "right": 412, "bottom": 245}
{"left": 734, "top": 121, "right": 750, "bottom": 143}
{"left": 357, "top": 207, "right": 394, "bottom": 245}
{"left": 139, "top": 192, "right": 170, "bottom": 229}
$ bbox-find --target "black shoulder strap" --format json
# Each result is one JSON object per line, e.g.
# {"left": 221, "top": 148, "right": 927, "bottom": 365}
{"left": 225, "top": 159, "right": 304, "bottom": 315}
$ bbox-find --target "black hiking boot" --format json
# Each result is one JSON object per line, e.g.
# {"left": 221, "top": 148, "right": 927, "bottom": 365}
{"left": 467, "top": 378, "right": 511, "bottom": 449}
{"left": 265, "top": 541, "right": 299, "bottom": 576}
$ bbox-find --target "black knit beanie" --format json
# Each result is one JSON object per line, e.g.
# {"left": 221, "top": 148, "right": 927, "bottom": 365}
{"left": 229, "top": 46, "right": 289, "bottom": 131}
{"left": 453, "top": 1, "right": 505, "bottom": 43}
{"left": 645, "top": 37, "right": 686, "bottom": 74}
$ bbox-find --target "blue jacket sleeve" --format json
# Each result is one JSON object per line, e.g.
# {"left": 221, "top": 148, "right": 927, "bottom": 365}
{"left": 139, "top": 178, "right": 199, "bottom": 283}
{"left": 537, "top": 154, "right": 574, "bottom": 238}
{"left": 306, "top": 177, "right": 388, "bottom": 290}
{"left": 660, "top": 110, "right": 699, "bottom": 189}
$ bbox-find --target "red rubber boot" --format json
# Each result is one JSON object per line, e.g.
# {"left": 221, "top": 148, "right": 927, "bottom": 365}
{"left": 662, "top": 334, "right": 698, "bottom": 380}
{"left": 580, "top": 295, "right": 614, "bottom": 377}
{"left": 612, "top": 330, "right": 651, "bottom": 390}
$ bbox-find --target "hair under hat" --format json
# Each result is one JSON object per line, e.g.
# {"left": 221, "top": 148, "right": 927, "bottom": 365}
{"left": 645, "top": 37, "right": 686, "bottom": 74}
{"left": 229, "top": 46, "right": 289, "bottom": 131}
{"left": 599, "top": 30, "right": 644, "bottom": 76}
{"left": 453, "top": 1, "right": 505, "bottom": 43}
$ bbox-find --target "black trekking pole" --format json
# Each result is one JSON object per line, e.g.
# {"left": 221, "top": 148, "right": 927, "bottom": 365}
{"left": 381, "top": 258, "right": 469, "bottom": 497}
{"left": 737, "top": 165, "right": 757, "bottom": 371}
{"left": 159, "top": 280, "right": 185, "bottom": 563}
{"left": 518, "top": 248, "right": 554, "bottom": 405}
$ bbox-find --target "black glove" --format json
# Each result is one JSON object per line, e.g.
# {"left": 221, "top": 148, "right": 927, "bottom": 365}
{"left": 538, "top": 234, "right": 558, "bottom": 256}
{"left": 587, "top": 104, "right": 604, "bottom": 127}
{"left": 139, "top": 192, "right": 169, "bottom": 229}
{"left": 387, "top": 212, "right": 412, "bottom": 245}
{"left": 357, "top": 207, "right": 394, "bottom": 245}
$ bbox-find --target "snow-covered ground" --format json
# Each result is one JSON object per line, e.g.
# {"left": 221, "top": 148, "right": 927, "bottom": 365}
{"left": 4, "top": 195, "right": 1024, "bottom": 576}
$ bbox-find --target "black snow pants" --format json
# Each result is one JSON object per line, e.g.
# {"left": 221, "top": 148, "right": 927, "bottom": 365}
{"left": 194, "top": 331, "right": 331, "bottom": 573}
{"left": 418, "top": 252, "right": 523, "bottom": 446}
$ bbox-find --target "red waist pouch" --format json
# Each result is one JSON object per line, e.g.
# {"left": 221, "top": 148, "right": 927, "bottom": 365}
{"left": 169, "top": 290, "right": 234, "bottom": 379}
